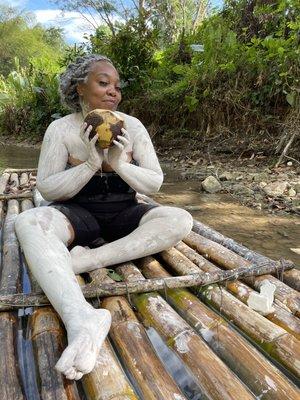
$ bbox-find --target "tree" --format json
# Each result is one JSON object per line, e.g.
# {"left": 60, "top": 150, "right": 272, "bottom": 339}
{"left": 0, "top": 4, "right": 66, "bottom": 76}
{"left": 53, "top": 0, "right": 141, "bottom": 35}
{"left": 147, "top": 0, "right": 209, "bottom": 44}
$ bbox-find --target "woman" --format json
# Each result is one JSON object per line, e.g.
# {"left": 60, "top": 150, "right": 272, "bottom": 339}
{"left": 15, "top": 54, "right": 193, "bottom": 380}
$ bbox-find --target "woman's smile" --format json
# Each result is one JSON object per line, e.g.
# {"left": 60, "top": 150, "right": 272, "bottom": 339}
{"left": 77, "top": 61, "right": 122, "bottom": 112}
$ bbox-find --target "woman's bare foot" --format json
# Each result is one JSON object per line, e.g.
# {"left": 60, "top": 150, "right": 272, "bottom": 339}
{"left": 70, "top": 245, "right": 102, "bottom": 274}
{"left": 55, "top": 306, "right": 111, "bottom": 380}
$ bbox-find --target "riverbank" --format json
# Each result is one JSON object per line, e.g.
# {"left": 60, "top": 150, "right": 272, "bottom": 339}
{"left": 156, "top": 141, "right": 300, "bottom": 217}
{"left": 1, "top": 135, "right": 300, "bottom": 216}
{"left": 1, "top": 141, "right": 299, "bottom": 264}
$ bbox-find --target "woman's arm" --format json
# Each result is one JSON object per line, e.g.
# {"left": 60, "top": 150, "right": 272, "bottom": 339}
{"left": 108, "top": 120, "right": 163, "bottom": 195}
{"left": 37, "top": 121, "right": 103, "bottom": 201}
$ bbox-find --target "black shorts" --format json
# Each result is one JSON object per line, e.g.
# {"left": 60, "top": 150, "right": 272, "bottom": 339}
{"left": 50, "top": 200, "right": 158, "bottom": 247}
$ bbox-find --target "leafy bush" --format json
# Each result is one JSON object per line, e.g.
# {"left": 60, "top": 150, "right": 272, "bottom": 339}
{"left": 0, "top": 0, "right": 299, "bottom": 153}
{"left": 88, "top": 17, "right": 159, "bottom": 97}
{"left": 0, "top": 4, "right": 65, "bottom": 77}
{"left": 0, "top": 57, "right": 65, "bottom": 140}
{"left": 126, "top": 0, "right": 299, "bottom": 151}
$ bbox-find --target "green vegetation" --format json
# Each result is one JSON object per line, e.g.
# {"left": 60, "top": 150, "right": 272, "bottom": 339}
{"left": 0, "top": 0, "right": 299, "bottom": 156}
{"left": 0, "top": 4, "right": 66, "bottom": 140}
{"left": 0, "top": 5, "right": 65, "bottom": 77}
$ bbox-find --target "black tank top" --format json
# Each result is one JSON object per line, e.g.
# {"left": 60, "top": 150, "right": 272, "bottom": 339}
{"left": 66, "top": 160, "right": 138, "bottom": 213}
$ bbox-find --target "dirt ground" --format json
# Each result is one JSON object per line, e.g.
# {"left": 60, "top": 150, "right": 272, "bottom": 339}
{"left": 155, "top": 140, "right": 300, "bottom": 217}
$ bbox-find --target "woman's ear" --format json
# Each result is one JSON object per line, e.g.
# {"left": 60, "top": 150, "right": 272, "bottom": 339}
{"left": 76, "top": 83, "right": 84, "bottom": 97}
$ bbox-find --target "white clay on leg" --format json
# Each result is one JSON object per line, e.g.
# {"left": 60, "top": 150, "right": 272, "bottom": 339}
{"left": 14, "top": 207, "right": 111, "bottom": 380}
{"left": 70, "top": 206, "right": 193, "bottom": 273}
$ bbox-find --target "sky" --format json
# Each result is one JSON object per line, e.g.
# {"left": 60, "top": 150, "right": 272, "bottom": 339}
{"left": 5, "top": 0, "right": 224, "bottom": 45}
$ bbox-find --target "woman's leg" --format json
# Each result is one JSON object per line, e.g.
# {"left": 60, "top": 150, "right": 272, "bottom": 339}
{"left": 70, "top": 206, "right": 193, "bottom": 273}
{"left": 14, "top": 207, "right": 111, "bottom": 380}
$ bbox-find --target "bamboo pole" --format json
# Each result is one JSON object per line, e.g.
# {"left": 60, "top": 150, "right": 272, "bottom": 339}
{"left": 0, "top": 200, "right": 4, "bottom": 227}
{"left": 0, "top": 192, "right": 33, "bottom": 200}
{"left": 282, "top": 269, "right": 300, "bottom": 291}
{"left": 83, "top": 339, "right": 138, "bottom": 400}
{"left": 81, "top": 269, "right": 138, "bottom": 400}
{"left": 29, "top": 307, "right": 81, "bottom": 400}
{"left": 0, "top": 172, "right": 10, "bottom": 194}
{"left": 4, "top": 168, "right": 37, "bottom": 174}
{"left": 117, "top": 262, "right": 255, "bottom": 400}
{"left": 9, "top": 172, "right": 19, "bottom": 188}
{"left": 184, "top": 231, "right": 300, "bottom": 316}
{"left": 138, "top": 194, "right": 300, "bottom": 291}
{"left": 19, "top": 172, "right": 29, "bottom": 187}
{"left": 0, "top": 312, "right": 24, "bottom": 400}
{"left": 137, "top": 255, "right": 300, "bottom": 399}
{"left": 102, "top": 295, "right": 188, "bottom": 400}
{"left": 1, "top": 200, "right": 21, "bottom": 294}
{"left": 0, "top": 200, "right": 25, "bottom": 400}
{"left": 192, "top": 219, "right": 300, "bottom": 291}
{"left": 192, "top": 219, "right": 274, "bottom": 263}
{"left": 0, "top": 258, "right": 293, "bottom": 311}
{"left": 175, "top": 241, "right": 300, "bottom": 340}
{"left": 94, "top": 270, "right": 188, "bottom": 399}
{"left": 160, "top": 247, "right": 300, "bottom": 378}
{"left": 21, "top": 199, "right": 40, "bottom": 291}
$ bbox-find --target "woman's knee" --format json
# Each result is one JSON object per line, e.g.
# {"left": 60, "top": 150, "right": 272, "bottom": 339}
{"left": 171, "top": 207, "right": 193, "bottom": 238}
{"left": 15, "top": 207, "right": 74, "bottom": 245}
{"left": 141, "top": 206, "right": 193, "bottom": 239}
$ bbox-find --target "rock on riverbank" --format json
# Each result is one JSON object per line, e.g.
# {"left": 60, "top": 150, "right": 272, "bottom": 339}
{"left": 158, "top": 147, "right": 300, "bottom": 216}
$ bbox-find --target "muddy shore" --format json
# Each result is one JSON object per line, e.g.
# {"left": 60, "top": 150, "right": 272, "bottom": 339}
{"left": 1, "top": 136, "right": 300, "bottom": 216}
{"left": 156, "top": 143, "right": 300, "bottom": 217}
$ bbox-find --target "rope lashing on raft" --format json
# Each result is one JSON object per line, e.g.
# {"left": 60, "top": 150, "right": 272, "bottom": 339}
{"left": 0, "top": 259, "right": 294, "bottom": 311}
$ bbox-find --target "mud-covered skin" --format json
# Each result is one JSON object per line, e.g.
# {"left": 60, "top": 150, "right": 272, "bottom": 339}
{"left": 14, "top": 60, "right": 193, "bottom": 381}
{"left": 14, "top": 109, "right": 193, "bottom": 380}
{"left": 35, "top": 111, "right": 164, "bottom": 200}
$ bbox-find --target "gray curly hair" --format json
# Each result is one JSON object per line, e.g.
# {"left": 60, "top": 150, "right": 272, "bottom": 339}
{"left": 59, "top": 54, "right": 114, "bottom": 112}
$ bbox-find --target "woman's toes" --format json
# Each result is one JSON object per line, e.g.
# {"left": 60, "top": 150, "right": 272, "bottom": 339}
{"left": 74, "top": 349, "right": 97, "bottom": 375}
{"left": 65, "top": 367, "right": 77, "bottom": 380}
{"left": 55, "top": 336, "right": 84, "bottom": 373}
{"left": 74, "top": 371, "right": 83, "bottom": 381}
{"left": 55, "top": 347, "right": 76, "bottom": 373}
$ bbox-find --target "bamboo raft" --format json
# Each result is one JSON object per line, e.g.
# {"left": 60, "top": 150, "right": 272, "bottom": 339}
{"left": 0, "top": 168, "right": 300, "bottom": 400}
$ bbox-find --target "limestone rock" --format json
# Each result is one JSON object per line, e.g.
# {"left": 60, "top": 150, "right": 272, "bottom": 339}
{"left": 288, "top": 188, "right": 297, "bottom": 197}
{"left": 294, "top": 183, "right": 300, "bottom": 194}
{"left": 232, "top": 184, "right": 254, "bottom": 196}
{"left": 263, "top": 181, "right": 288, "bottom": 197}
{"left": 219, "top": 171, "right": 234, "bottom": 181}
{"left": 252, "top": 173, "right": 269, "bottom": 182}
{"left": 201, "top": 176, "right": 222, "bottom": 193}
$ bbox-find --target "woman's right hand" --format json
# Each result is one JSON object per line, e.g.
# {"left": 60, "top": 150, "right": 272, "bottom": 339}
{"left": 80, "top": 122, "right": 104, "bottom": 171}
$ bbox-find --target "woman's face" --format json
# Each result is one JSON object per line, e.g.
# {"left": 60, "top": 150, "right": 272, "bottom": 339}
{"left": 77, "top": 61, "right": 122, "bottom": 112}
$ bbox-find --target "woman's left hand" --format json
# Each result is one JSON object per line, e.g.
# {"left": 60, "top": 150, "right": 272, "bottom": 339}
{"left": 107, "top": 128, "right": 130, "bottom": 169}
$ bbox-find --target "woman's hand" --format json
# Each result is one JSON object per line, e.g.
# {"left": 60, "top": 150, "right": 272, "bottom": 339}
{"left": 80, "top": 122, "right": 104, "bottom": 171}
{"left": 107, "top": 128, "right": 130, "bottom": 169}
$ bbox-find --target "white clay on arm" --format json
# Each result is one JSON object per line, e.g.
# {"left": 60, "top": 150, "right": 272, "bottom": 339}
{"left": 113, "top": 119, "right": 163, "bottom": 195}
{"left": 37, "top": 120, "right": 97, "bottom": 201}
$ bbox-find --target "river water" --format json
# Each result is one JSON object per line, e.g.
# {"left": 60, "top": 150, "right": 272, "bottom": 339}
{"left": 1, "top": 144, "right": 298, "bottom": 265}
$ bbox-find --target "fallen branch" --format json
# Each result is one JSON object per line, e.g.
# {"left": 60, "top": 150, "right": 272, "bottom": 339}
{"left": 275, "top": 131, "right": 297, "bottom": 168}
{"left": 0, "top": 259, "right": 293, "bottom": 311}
